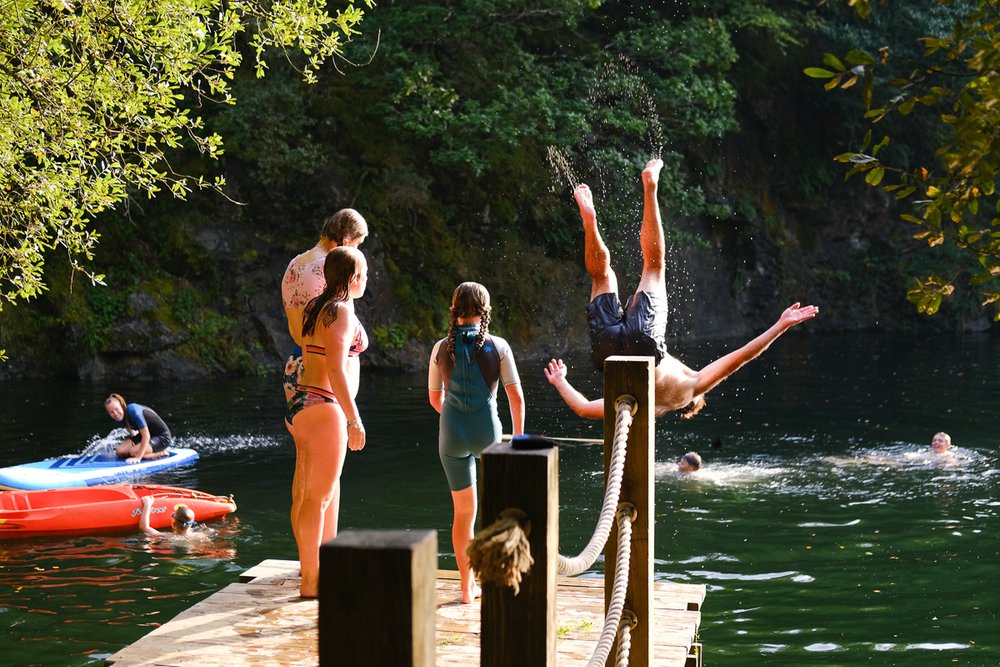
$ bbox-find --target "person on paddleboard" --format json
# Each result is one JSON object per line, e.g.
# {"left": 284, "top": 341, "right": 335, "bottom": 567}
{"left": 104, "top": 393, "right": 173, "bottom": 463}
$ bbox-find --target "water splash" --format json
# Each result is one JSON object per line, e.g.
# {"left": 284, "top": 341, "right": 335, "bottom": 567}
{"left": 175, "top": 433, "right": 285, "bottom": 455}
{"left": 546, "top": 146, "right": 579, "bottom": 193}
{"left": 584, "top": 54, "right": 665, "bottom": 160}
{"left": 77, "top": 431, "right": 124, "bottom": 457}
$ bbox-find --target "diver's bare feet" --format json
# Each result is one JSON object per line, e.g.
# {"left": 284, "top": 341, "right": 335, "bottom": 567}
{"left": 642, "top": 159, "right": 663, "bottom": 187}
{"left": 574, "top": 184, "right": 596, "bottom": 224}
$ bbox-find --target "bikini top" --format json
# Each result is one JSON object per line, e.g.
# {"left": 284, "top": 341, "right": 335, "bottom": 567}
{"left": 304, "top": 318, "right": 369, "bottom": 358}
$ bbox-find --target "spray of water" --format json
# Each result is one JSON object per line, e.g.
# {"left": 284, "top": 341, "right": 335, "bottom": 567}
{"left": 546, "top": 146, "right": 579, "bottom": 193}
{"left": 76, "top": 431, "right": 125, "bottom": 457}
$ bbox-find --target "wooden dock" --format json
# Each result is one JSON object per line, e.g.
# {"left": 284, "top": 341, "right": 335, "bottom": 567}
{"left": 106, "top": 559, "right": 705, "bottom": 666}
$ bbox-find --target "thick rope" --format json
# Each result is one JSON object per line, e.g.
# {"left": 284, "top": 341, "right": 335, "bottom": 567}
{"left": 587, "top": 505, "right": 634, "bottom": 667}
{"left": 615, "top": 611, "right": 637, "bottom": 667}
{"left": 557, "top": 399, "right": 634, "bottom": 575}
{"left": 467, "top": 508, "right": 533, "bottom": 595}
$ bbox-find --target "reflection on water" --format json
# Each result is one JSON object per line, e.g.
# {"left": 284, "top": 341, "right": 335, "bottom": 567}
{"left": 0, "top": 332, "right": 998, "bottom": 665}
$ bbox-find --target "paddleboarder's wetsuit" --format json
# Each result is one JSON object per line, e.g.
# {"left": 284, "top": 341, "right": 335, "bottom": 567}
{"left": 428, "top": 325, "right": 520, "bottom": 491}
{"left": 117, "top": 404, "right": 173, "bottom": 453}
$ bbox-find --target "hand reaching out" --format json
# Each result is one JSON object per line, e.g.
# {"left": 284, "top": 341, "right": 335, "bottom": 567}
{"left": 778, "top": 303, "right": 819, "bottom": 329}
{"left": 544, "top": 358, "right": 568, "bottom": 385}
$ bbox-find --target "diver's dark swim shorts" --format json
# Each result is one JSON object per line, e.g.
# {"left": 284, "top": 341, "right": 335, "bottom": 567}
{"left": 586, "top": 290, "right": 668, "bottom": 370}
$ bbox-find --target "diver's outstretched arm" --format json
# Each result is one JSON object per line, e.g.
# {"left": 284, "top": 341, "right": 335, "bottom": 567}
{"left": 694, "top": 303, "right": 819, "bottom": 396}
{"left": 544, "top": 359, "right": 605, "bottom": 420}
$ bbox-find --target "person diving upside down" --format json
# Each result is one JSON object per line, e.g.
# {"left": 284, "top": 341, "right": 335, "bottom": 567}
{"left": 544, "top": 158, "right": 819, "bottom": 419}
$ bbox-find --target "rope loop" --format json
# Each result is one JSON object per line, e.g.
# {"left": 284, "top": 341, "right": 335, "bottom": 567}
{"left": 586, "top": 507, "right": 634, "bottom": 666}
{"left": 615, "top": 610, "right": 638, "bottom": 667}
{"left": 467, "top": 508, "right": 534, "bottom": 595}
{"left": 617, "top": 502, "right": 637, "bottom": 524}
{"left": 557, "top": 401, "right": 634, "bottom": 575}
{"left": 615, "top": 394, "right": 637, "bottom": 416}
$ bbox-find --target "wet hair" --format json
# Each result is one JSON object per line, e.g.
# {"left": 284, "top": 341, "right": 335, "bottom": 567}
{"left": 680, "top": 451, "right": 703, "bottom": 470}
{"left": 320, "top": 209, "right": 368, "bottom": 246}
{"left": 171, "top": 503, "right": 196, "bottom": 529}
{"left": 302, "top": 247, "right": 365, "bottom": 338}
{"left": 446, "top": 282, "right": 491, "bottom": 360}
{"left": 679, "top": 395, "right": 706, "bottom": 419}
{"left": 935, "top": 431, "right": 952, "bottom": 444}
{"left": 104, "top": 393, "right": 127, "bottom": 413}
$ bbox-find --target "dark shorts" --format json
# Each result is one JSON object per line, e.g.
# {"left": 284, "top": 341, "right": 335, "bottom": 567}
{"left": 587, "top": 291, "right": 668, "bottom": 370}
{"left": 120, "top": 434, "right": 172, "bottom": 455}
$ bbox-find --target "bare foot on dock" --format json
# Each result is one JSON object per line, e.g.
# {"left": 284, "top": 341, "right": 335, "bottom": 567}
{"left": 461, "top": 583, "right": 482, "bottom": 605}
{"left": 642, "top": 158, "right": 663, "bottom": 187}
{"left": 300, "top": 573, "right": 318, "bottom": 599}
{"left": 574, "top": 184, "right": 596, "bottom": 224}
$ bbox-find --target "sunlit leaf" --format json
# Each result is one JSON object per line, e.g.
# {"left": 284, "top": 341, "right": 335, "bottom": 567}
{"left": 822, "top": 53, "right": 846, "bottom": 71}
{"left": 865, "top": 166, "right": 885, "bottom": 186}
{"left": 804, "top": 67, "right": 838, "bottom": 79}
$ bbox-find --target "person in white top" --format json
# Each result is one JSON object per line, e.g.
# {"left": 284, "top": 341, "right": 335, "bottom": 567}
{"left": 281, "top": 208, "right": 368, "bottom": 401}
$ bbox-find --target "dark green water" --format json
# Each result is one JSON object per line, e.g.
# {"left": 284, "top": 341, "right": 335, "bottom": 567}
{"left": 0, "top": 332, "right": 997, "bottom": 665}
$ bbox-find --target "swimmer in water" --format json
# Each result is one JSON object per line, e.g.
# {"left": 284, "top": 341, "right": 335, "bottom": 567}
{"left": 678, "top": 451, "right": 703, "bottom": 473}
{"left": 930, "top": 432, "right": 953, "bottom": 455}
{"left": 139, "top": 495, "right": 198, "bottom": 538}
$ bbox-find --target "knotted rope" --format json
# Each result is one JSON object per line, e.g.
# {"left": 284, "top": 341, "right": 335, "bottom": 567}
{"left": 587, "top": 503, "right": 636, "bottom": 667}
{"left": 557, "top": 396, "right": 635, "bottom": 576}
{"left": 467, "top": 508, "right": 533, "bottom": 595}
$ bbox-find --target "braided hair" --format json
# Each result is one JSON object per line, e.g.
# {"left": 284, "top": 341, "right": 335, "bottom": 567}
{"left": 302, "top": 247, "right": 365, "bottom": 337}
{"left": 446, "top": 282, "right": 492, "bottom": 360}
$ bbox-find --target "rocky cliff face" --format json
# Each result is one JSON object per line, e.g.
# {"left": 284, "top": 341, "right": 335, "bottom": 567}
{"left": 3, "top": 195, "right": 986, "bottom": 383}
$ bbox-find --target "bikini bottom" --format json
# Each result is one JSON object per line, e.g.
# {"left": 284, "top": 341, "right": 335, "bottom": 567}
{"left": 286, "top": 386, "right": 338, "bottom": 426}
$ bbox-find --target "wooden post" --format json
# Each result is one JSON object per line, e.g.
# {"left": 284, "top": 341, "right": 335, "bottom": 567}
{"left": 319, "top": 529, "right": 437, "bottom": 667}
{"left": 603, "top": 356, "right": 655, "bottom": 667}
{"left": 480, "top": 440, "right": 559, "bottom": 667}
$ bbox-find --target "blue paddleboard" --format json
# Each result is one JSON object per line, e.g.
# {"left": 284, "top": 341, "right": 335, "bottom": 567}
{"left": 0, "top": 448, "right": 200, "bottom": 490}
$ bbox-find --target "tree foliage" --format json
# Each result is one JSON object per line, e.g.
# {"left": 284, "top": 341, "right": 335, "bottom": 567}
{"left": 807, "top": 0, "right": 1000, "bottom": 319}
{"left": 0, "top": 0, "right": 371, "bottom": 311}
{"left": 321, "top": 0, "right": 800, "bottom": 331}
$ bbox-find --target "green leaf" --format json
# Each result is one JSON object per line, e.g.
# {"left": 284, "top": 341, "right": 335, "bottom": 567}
{"left": 865, "top": 166, "right": 885, "bottom": 186}
{"left": 822, "top": 53, "right": 846, "bottom": 72}
{"left": 844, "top": 50, "right": 876, "bottom": 66}
{"left": 804, "top": 67, "right": 838, "bottom": 79}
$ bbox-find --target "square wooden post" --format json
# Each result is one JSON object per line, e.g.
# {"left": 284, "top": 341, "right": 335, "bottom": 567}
{"left": 603, "top": 356, "right": 655, "bottom": 667}
{"left": 319, "top": 529, "right": 437, "bottom": 667}
{"left": 480, "top": 440, "right": 559, "bottom": 667}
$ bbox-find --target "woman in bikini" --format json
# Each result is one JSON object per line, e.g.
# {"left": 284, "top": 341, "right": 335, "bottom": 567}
{"left": 286, "top": 246, "right": 369, "bottom": 598}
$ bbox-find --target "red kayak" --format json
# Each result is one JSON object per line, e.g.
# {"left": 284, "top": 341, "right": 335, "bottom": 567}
{"left": 0, "top": 484, "right": 237, "bottom": 539}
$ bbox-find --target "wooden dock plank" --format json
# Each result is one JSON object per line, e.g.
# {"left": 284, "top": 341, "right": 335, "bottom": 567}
{"left": 107, "top": 560, "right": 705, "bottom": 666}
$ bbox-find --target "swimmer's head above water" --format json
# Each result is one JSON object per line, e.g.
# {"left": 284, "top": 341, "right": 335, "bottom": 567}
{"left": 678, "top": 451, "right": 703, "bottom": 473}
{"left": 930, "top": 432, "right": 952, "bottom": 455}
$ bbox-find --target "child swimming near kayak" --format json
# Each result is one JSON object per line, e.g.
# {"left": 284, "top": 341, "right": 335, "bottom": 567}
{"left": 139, "top": 495, "right": 198, "bottom": 538}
